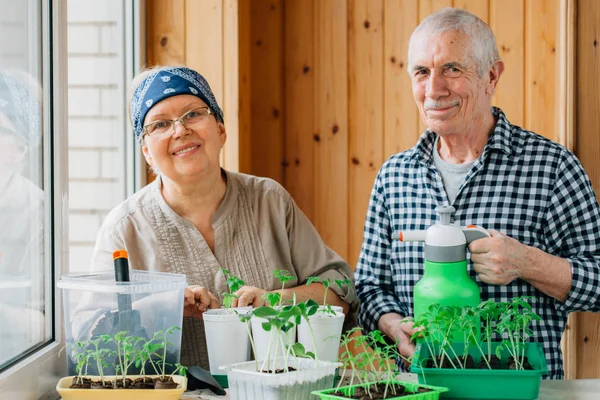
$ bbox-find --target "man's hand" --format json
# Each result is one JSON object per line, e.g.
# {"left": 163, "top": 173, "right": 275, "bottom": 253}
{"left": 184, "top": 285, "right": 220, "bottom": 319}
{"left": 469, "top": 229, "right": 529, "bottom": 285}
{"left": 233, "top": 286, "right": 267, "bottom": 307}
{"left": 394, "top": 319, "right": 419, "bottom": 365}
{"left": 378, "top": 313, "right": 419, "bottom": 366}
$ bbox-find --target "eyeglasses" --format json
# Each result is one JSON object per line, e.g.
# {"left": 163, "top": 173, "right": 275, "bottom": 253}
{"left": 142, "top": 107, "right": 212, "bottom": 140}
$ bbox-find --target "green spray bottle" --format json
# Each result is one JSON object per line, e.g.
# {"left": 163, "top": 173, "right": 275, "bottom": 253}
{"left": 399, "top": 206, "right": 489, "bottom": 338}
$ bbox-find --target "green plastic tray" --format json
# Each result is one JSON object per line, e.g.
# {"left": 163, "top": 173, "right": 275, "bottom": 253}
{"left": 212, "top": 373, "right": 228, "bottom": 388}
{"left": 410, "top": 342, "right": 548, "bottom": 399}
{"left": 312, "top": 379, "right": 448, "bottom": 399}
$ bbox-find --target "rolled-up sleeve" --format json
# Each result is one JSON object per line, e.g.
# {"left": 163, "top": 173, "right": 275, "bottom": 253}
{"left": 355, "top": 171, "right": 405, "bottom": 333}
{"left": 544, "top": 153, "right": 600, "bottom": 313}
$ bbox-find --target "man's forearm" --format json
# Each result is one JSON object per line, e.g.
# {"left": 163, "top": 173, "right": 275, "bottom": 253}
{"left": 521, "top": 246, "right": 572, "bottom": 302}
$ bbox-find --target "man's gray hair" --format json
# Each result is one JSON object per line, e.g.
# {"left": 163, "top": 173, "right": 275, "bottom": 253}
{"left": 408, "top": 8, "right": 500, "bottom": 77}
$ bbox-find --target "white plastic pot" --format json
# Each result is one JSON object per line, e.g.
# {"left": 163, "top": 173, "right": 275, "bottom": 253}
{"left": 221, "top": 357, "right": 340, "bottom": 400}
{"left": 297, "top": 309, "right": 344, "bottom": 363}
{"left": 250, "top": 315, "right": 296, "bottom": 362}
{"left": 203, "top": 308, "right": 252, "bottom": 374}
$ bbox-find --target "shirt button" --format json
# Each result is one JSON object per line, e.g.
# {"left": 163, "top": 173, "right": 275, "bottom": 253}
{"left": 437, "top": 175, "right": 442, "bottom": 182}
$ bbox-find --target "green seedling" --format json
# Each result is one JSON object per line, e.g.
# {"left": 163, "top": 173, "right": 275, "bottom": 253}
{"left": 88, "top": 334, "right": 113, "bottom": 385}
{"left": 221, "top": 268, "right": 246, "bottom": 309}
{"left": 411, "top": 297, "right": 540, "bottom": 371}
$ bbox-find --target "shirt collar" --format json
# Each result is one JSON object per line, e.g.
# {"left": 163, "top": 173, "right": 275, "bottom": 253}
{"left": 410, "top": 107, "right": 514, "bottom": 164}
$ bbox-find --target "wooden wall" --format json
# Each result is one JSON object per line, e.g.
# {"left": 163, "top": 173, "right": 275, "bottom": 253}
{"left": 145, "top": 0, "right": 600, "bottom": 379}
{"left": 562, "top": 0, "right": 600, "bottom": 380}
{"left": 241, "top": 0, "right": 563, "bottom": 268}
{"left": 146, "top": 0, "right": 240, "bottom": 172}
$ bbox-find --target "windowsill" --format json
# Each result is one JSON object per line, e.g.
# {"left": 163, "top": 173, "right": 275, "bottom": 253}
{"left": 0, "top": 341, "right": 65, "bottom": 400}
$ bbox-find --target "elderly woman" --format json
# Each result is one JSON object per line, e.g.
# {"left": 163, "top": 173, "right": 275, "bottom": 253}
{"left": 91, "top": 65, "right": 358, "bottom": 369}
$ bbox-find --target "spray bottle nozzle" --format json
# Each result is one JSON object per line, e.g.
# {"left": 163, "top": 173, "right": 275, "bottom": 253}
{"left": 435, "top": 205, "right": 455, "bottom": 225}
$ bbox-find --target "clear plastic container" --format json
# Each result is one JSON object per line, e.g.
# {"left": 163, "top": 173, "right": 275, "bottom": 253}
{"left": 58, "top": 270, "right": 187, "bottom": 376}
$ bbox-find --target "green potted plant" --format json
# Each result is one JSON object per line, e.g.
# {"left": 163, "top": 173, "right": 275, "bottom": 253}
{"left": 312, "top": 328, "right": 448, "bottom": 399}
{"left": 297, "top": 277, "right": 349, "bottom": 362}
{"left": 56, "top": 326, "right": 187, "bottom": 399}
{"left": 409, "top": 297, "right": 548, "bottom": 399}
{"left": 203, "top": 268, "right": 252, "bottom": 387}
{"left": 250, "top": 269, "right": 297, "bottom": 361}
{"left": 220, "top": 271, "right": 341, "bottom": 399}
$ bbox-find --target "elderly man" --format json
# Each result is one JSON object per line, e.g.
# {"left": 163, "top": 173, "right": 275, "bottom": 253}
{"left": 355, "top": 8, "right": 600, "bottom": 379}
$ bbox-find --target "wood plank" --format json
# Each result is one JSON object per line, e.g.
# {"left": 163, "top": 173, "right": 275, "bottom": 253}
{"left": 417, "top": 0, "right": 452, "bottom": 134}
{"left": 558, "top": 1, "right": 577, "bottom": 379}
{"left": 562, "top": 313, "right": 578, "bottom": 379}
{"left": 557, "top": 0, "right": 576, "bottom": 151}
{"left": 145, "top": 0, "right": 186, "bottom": 183}
{"left": 573, "top": 0, "right": 600, "bottom": 379}
{"left": 284, "top": 0, "right": 315, "bottom": 221}
{"left": 146, "top": 0, "right": 186, "bottom": 66}
{"left": 490, "top": 0, "right": 524, "bottom": 127}
{"left": 238, "top": 0, "right": 252, "bottom": 174}
{"left": 349, "top": 0, "right": 384, "bottom": 268}
{"left": 185, "top": 0, "right": 224, "bottom": 106}
{"left": 314, "top": 0, "right": 349, "bottom": 260}
{"left": 223, "top": 0, "right": 239, "bottom": 172}
{"left": 452, "top": 0, "right": 489, "bottom": 23}
{"left": 250, "top": 0, "right": 284, "bottom": 183}
{"left": 419, "top": 0, "right": 453, "bottom": 21}
{"left": 384, "top": 0, "right": 420, "bottom": 158}
{"left": 525, "top": 0, "right": 558, "bottom": 141}
{"left": 575, "top": 314, "right": 600, "bottom": 379}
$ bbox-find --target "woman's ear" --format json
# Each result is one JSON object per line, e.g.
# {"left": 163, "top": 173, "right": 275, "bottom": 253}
{"left": 218, "top": 122, "right": 227, "bottom": 148}
{"left": 142, "top": 144, "right": 154, "bottom": 168}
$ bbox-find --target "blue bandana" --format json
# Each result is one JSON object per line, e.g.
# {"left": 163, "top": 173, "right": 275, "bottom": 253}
{"left": 130, "top": 67, "right": 224, "bottom": 142}
{"left": 0, "top": 71, "right": 40, "bottom": 146}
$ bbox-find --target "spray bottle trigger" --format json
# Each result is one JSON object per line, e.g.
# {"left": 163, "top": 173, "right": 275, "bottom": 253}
{"left": 462, "top": 225, "right": 490, "bottom": 244}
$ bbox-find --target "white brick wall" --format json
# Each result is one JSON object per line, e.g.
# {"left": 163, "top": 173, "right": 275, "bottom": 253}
{"left": 68, "top": 87, "right": 101, "bottom": 116}
{"left": 67, "top": 25, "right": 101, "bottom": 53}
{"left": 69, "top": 150, "right": 100, "bottom": 178}
{"left": 70, "top": 181, "right": 123, "bottom": 211}
{"left": 68, "top": 0, "right": 128, "bottom": 272}
{"left": 67, "top": 0, "right": 123, "bottom": 22}
{"left": 69, "top": 118, "right": 122, "bottom": 147}
{"left": 69, "top": 57, "right": 123, "bottom": 86}
{"left": 69, "top": 213, "right": 103, "bottom": 243}
{"left": 101, "top": 149, "right": 124, "bottom": 180}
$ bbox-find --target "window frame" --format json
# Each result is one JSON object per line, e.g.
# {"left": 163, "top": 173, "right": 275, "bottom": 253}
{"left": 0, "top": 0, "right": 68, "bottom": 397}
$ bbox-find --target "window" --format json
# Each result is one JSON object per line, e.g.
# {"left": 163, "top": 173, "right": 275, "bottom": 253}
{"left": 0, "top": 1, "right": 143, "bottom": 398}
{"left": 0, "top": 0, "right": 52, "bottom": 371}
{"left": 67, "top": 0, "right": 132, "bottom": 273}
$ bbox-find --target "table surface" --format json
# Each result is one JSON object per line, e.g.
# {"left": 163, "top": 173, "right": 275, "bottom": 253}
{"left": 180, "top": 373, "right": 600, "bottom": 400}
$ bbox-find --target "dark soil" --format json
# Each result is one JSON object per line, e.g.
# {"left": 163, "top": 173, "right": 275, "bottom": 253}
{"left": 260, "top": 367, "right": 298, "bottom": 374}
{"left": 69, "top": 375, "right": 179, "bottom": 390}
{"left": 478, "top": 355, "right": 502, "bottom": 369}
{"left": 333, "top": 383, "right": 432, "bottom": 399}
{"left": 508, "top": 356, "right": 534, "bottom": 370}
{"left": 463, "top": 355, "right": 475, "bottom": 369}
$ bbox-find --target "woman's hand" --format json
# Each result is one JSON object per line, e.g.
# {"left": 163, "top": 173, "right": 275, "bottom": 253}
{"left": 184, "top": 285, "right": 220, "bottom": 319}
{"left": 233, "top": 286, "right": 267, "bottom": 307}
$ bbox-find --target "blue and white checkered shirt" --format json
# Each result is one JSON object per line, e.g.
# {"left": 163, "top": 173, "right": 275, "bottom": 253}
{"left": 355, "top": 107, "right": 600, "bottom": 379}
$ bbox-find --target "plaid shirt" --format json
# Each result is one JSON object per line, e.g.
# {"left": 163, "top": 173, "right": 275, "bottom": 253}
{"left": 355, "top": 107, "right": 600, "bottom": 379}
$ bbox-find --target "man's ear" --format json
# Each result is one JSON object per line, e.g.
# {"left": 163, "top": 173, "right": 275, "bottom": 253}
{"left": 486, "top": 60, "right": 504, "bottom": 95}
